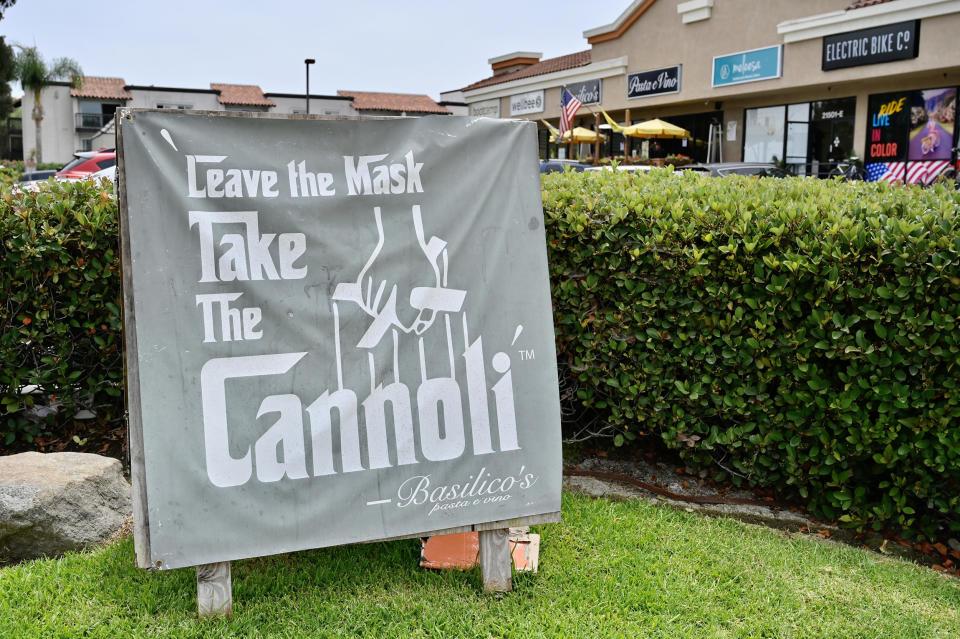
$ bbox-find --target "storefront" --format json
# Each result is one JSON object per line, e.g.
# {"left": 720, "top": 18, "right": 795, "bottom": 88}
{"left": 743, "top": 97, "right": 856, "bottom": 176}
{"left": 460, "top": 0, "right": 960, "bottom": 177}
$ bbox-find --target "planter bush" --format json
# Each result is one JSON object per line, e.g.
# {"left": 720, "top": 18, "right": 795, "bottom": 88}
{"left": 0, "top": 161, "right": 63, "bottom": 186}
{"left": 544, "top": 168, "right": 960, "bottom": 536}
{"left": 0, "top": 179, "right": 122, "bottom": 442}
{"left": 3, "top": 168, "right": 959, "bottom": 537}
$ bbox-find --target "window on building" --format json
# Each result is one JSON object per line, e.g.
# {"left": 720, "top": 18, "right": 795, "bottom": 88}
{"left": 78, "top": 102, "right": 119, "bottom": 129}
{"left": 743, "top": 106, "right": 786, "bottom": 163}
{"left": 157, "top": 104, "right": 193, "bottom": 110}
{"left": 744, "top": 98, "right": 855, "bottom": 175}
{"left": 786, "top": 103, "right": 810, "bottom": 176}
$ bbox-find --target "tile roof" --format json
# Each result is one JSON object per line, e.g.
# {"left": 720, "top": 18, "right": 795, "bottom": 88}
{"left": 462, "top": 50, "right": 592, "bottom": 91}
{"left": 846, "top": 0, "right": 894, "bottom": 8}
{"left": 210, "top": 83, "right": 276, "bottom": 107}
{"left": 70, "top": 76, "right": 132, "bottom": 100}
{"left": 337, "top": 91, "right": 451, "bottom": 114}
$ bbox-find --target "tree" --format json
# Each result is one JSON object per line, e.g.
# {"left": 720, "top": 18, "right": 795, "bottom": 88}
{"left": 0, "top": 1, "right": 17, "bottom": 21}
{"left": 14, "top": 45, "right": 82, "bottom": 163}
{"left": 0, "top": 38, "right": 14, "bottom": 122}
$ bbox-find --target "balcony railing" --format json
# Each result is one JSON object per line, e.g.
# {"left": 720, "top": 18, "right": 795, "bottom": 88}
{"left": 75, "top": 112, "right": 114, "bottom": 130}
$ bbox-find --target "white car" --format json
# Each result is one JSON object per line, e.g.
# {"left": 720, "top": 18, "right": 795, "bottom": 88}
{"left": 585, "top": 164, "right": 653, "bottom": 173}
{"left": 13, "top": 165, "right": 116, "bottom": 193}
{"left": 86, "top": 164, "right": 117, "bottom": 185}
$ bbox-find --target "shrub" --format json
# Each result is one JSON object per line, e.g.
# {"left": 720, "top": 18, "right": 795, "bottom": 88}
{"left": 3, "top": 167, "right": 960, "bottom": 537}
{"left": 544, "top": 169, "right": 960, "bottom": 537}
{"left": 0, "top": 166, "right": 17, "bottom": 187}
{"left": 0, "top": 179, "right": 122, "bottom": 443}
{"left": 0, "top": 161, "right": 63, "bottom": 186}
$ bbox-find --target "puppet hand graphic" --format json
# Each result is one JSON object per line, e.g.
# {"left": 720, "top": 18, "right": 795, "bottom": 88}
{"left": 332, "top": 205, "right": 466, "bottom": 349}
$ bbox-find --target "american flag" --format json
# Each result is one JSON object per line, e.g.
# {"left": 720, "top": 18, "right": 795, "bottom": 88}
{"left": 905, "top": 160, "right": 952, "bottom": 185}
{"left": 865, "top": 162, "right": 905, "bottom": 183}
{"left": 559, "top": 87, "right": 582, "bottom": 139}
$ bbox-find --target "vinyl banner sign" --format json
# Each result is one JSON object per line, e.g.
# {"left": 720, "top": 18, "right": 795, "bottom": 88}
{"left": 118, "top": 111, "right": 562, "bottom": 569}
{"left": 866, "top": 90, "right": 911, "bottom": 163}
{"left": 627, "top": 66, "right": 681, "bottom": 99}
{"left": 565, "top": 80, "right": 601, "bottom": 105}
{"left": 822, "top": 20, "right": 919, "bottom": 71}
{"left": 712, "top": 46, "right": 782, "bottom": 88}
{"left": 865, "top": 87, "right": 957, "bottom": 184}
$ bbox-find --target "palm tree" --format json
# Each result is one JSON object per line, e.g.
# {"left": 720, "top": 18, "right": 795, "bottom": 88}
{"left": 14, "top": 45, "right": 82, "bottom": 163}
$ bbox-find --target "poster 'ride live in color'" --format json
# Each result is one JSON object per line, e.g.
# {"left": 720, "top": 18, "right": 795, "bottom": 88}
{"left": 118, "top": 110, "right": 562, "bottom": 570}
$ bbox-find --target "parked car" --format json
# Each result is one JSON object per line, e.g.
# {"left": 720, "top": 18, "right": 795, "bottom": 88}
{"left": 539, "top": 159, "right": 593, "bottom": 173}
{"left": 681, "top": 162, "right": 791, "bottom": 178}
{"left": 54, "top": 149, "right": 116, "bottom": 179}
{"left": 15, "top": 163, "right": 118, "bottom": 194}
{"left": 18, "top": 169, "right": 57, "bottom": 182}
{"left": 86, "top": 164, "right": 117, "bottom": 187}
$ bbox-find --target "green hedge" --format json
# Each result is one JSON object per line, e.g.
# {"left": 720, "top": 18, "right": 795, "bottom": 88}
{"left": 2, "top": 170, "right": 960, "bottom": 537}
{"left": 545, "top": 168, "right": 960, "bottom": 536}
{"left": 0, "top": 179, "right": 123, "bottom": 441}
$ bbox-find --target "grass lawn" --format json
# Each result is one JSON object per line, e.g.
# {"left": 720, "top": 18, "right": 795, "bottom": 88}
{"left": 2, "top": 492, "right": 959, "bottom": 638}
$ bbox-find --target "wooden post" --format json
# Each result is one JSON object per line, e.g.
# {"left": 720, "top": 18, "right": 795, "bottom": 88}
{"left": 594, "top": 113, "right": 601, "bottom": 165}
{"left": 197, "top": 561, "right": 232, "bottom": 617}
{"left": 478, "top": 528, "right": 512, "bottom": 592}
{"left": 624, "top": 108, "right": 631, "bottom": 163}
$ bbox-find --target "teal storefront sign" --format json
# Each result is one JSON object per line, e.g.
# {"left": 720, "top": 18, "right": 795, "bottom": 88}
{"left": 712, "top": 45, "right": 782, "bottom": 88}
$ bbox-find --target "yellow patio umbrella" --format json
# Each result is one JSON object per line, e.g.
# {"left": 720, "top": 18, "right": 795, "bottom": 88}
{"left": 622, "top": 118, "right": 690, "bottom": 139}
{"left": 549, "top": 126, "right": 607, "bottom": 143}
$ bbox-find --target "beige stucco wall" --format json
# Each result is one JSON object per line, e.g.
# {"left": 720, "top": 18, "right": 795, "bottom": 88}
{"left": 128, "top": 89, "right": 221, "bottom": 111}
{"left": 269, "top": 95, "right": 357, "bottom": 115}
{"left": 87, "top": 127, "right": 115, "bottom": 152}
{"left": 21, "top": 84, "right": 77, "bottom": 164}
{"left": 591, "top": 0, "right": 844, "bottom": 109}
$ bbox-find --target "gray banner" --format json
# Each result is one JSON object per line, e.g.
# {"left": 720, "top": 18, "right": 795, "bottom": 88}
{"left": 119, "top": 111, "right": 562, "bottom": 569}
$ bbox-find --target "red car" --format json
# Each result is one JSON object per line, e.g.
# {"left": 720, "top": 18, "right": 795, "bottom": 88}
{"left": 54, "top": 149, "right": 116, "bottom": 179}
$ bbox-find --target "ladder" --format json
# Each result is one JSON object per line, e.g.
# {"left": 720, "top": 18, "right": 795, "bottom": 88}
{"left": 706, "top": 121, "right": 724, "bottom": 163}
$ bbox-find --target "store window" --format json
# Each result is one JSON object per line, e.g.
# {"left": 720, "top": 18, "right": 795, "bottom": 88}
{"left": 786, "top": 103, "right": 810, "bottom": 175}
{"left": 661, "top": 111, "right": 722, "bottom": 163}
{"left": 743, "top": 97, "right": 855, "bottom": 175}
{"left": 743, "top": 106, "right": 785, "bottom": 163}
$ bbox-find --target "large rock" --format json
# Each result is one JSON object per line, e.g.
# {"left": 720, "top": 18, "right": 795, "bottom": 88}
{"left": 0, "top": 452, "right": 131, "bottom": 562}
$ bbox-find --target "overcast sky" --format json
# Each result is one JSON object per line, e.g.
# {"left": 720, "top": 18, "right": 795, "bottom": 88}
{"left": 3, "top": 1, "right": 625, "bottom": 99}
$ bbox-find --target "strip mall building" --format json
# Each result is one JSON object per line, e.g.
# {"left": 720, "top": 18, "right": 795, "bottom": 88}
{"left": 461, "top": 0, "right": 960, "bottom": 182}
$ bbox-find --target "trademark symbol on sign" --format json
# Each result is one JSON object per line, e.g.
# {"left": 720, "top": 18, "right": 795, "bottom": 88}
{"left": 518, "top": 349, "right": 535, "bottom": 361}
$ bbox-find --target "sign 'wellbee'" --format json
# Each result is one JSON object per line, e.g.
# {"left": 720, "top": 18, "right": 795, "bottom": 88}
{"left": 118, "top": 111, "right": 562, "bottom": 570}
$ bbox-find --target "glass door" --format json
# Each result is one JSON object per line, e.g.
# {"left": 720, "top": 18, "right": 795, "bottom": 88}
{"left": 809, "top": 98, "right": 856, "bottom": 177}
